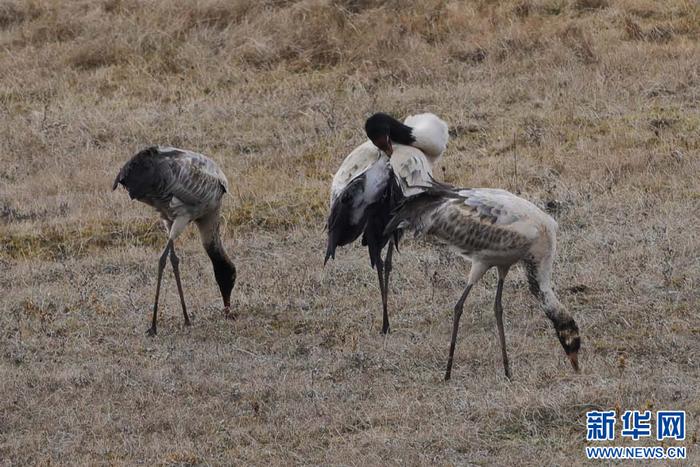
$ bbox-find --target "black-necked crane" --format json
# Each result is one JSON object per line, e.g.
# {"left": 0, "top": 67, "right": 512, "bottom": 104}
{"left": 384, "top": 180, "right": 581, "bottom": 380}
{"left": 112, "top": 146, "right": 236, "bottom": 336}
{"left": 325, "top": 112, "right": 448, "bottom": 334}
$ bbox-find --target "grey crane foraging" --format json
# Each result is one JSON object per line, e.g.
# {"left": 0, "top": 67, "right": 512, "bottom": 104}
{"left": 384, "top": 180, "right": 580, "bottom": 380}
{"left": 325, "top": 112, "right": 448, "bottom": 334}
{"left": 113, "top": 146, "right": 236, "bottom": 335}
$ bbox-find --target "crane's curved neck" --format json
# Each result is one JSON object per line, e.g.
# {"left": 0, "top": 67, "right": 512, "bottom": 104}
{"left": 387, "top": 117, "right": 415, "bottom": 146}
{"left": 524, "top": 256, "right": 579, "bottom": 369}
{"left": 199, "top": 216, "right": 236, "bottom": 308}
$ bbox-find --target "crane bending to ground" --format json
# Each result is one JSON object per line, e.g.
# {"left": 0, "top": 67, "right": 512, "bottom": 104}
{"left": 113, "top": 146, "right": 236, "bottom": 335}
{"left": 384, "top": 179, "right": 580, "bottom": 380}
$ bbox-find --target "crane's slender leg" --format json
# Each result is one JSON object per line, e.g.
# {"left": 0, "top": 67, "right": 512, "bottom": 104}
{"left": 445, "top": 262, "right": 489, "bottom": 381}
{"left": 170, "top": 244, "right": 190, "bottom": 327}
{"left": 375, "top": 257, "right": 387, "bottom": 334}
{"left": 380, "top": 239, "right": 394, "bottom": 334}
{"left": 494, "top": 266, "right": 511, "bottom": 379}
{"left": 147, "top": 217, "right": 190, "bottom": 337}
{"left": 147, "top": 240, "right": 172, "bottom": 336}
{"left": 445, "top": 283, "right": 472, "bottom": 381}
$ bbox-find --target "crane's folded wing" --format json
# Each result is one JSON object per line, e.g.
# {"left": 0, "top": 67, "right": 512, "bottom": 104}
{"left": 325, "top": 158, "right": 391, "bottom": 264}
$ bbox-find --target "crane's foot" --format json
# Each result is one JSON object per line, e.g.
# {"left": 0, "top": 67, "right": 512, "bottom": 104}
{"left": 224, "top": 306, "right": 237, "bottom": 320}
{"left": 380, "top": 324, "right": 390, "bottom": 335}
{"left": 146, "top": 326, "right": 157, "bottom": 337}
{"left": 183, "top": 317, "right": 191, "bottom": 327}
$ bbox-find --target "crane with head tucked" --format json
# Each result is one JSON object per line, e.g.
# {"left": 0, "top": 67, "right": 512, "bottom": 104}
{"left": 113, "top": 146, "right": 236, "bottom": 335}
{"left": 325, "top": 112, "right": 449, "bottom": 334}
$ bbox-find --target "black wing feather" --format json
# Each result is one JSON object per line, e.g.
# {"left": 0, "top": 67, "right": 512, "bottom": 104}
{"left": 113, "top": 147, "right": 164, "bottom": 198}
{"left": 325, "top": 168, "right": 403, "bottom": 268}
{"left": 324, "top": 175, "right": 367, "bottom": 264}
{"left": 112, "top": 147, "right": 181, "bottom": 202}
{"left": 362, "top": 170, "right": 403, "bottom": 268}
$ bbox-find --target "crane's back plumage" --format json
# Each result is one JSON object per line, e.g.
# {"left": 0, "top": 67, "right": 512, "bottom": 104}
{"left": 330, "top": 113, "right": 448, "bottom": 203}
{"left": 113, "top": 146, "right": 228, "bottom": 222}
{"left": 330, "top": 141, "right": 383, "bottom": 204}
{"left": 385, "top": 181, "right": 556, "bottom": 265}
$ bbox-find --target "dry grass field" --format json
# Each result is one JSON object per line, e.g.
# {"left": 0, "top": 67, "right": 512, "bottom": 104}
{"left": 1, "top": 0, "right": 699, "bottom": 464}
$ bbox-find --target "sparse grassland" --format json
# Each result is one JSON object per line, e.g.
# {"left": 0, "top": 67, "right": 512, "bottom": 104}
{"left": 0, "top": 0, "right": 698, "bottom": 464}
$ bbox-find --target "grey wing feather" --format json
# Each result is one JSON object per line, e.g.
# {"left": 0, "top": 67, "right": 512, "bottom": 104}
{"left": 457, "top": 189, "right": 521, "bottom": 226}
{"left": 114, "top": 146, "right": 228, "bottom": 219}
{"left": 158, "top": 150, "right": 226, "bottom": 214}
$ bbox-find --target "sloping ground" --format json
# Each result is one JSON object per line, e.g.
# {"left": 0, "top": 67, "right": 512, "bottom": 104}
{"left": 0, "top": 0, "right": 698, "bottom": 464}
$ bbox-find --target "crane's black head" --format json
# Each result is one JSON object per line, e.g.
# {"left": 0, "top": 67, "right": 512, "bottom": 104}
{"left": 364, "top": 113, "right": 415, "bottom": 157}
{"left": 206, "top": 244, "right": 236, "bottom": 311}
{"left": 555, "top": 318, "right": 581, "bottom": 373}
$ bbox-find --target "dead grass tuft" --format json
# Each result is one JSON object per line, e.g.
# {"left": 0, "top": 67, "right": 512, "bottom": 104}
{"left": 332, "top": 0, "right": 390, "bottom": 13}
{"left": 494, "top": 26, "right": 545, "bottom": 61}
{"left": 68, "top": 40, "right": 130, "bottom": 70}
{"left": 21, "top": 14, "right": 83, "bottom": 45}
{"left": 449, "top": 45, "right": 488, "bottom": 64}
{"left": 235, "top": 1, "right": 348, "bottom": 70}
{"left": 513, "top": 1, "right": 532, "bottom": 18}
{"left": 1, "top": 221, "right": 164, "bottom": 260}
{"left": 101, "top": 0, "right": 140, "bottom": 14}
{"left": 180, "top": 0, "right": 258, "bottom": 31}
{"left": 624, "top": 17, "right": 674, "bottom": 43}
{"left": 573, "top": 0, "right": 608, "bottom": 12}
{"left": 0, "top": 1, "right": 41, "bottom": 28}
{"left": 540, "top": 0, "right": 568, "bottom": 16}
{"left": 559, "top": 24, "right": 597, "bottom": 63}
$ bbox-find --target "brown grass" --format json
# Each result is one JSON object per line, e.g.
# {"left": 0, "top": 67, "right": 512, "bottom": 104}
{"left": 1, "top": 0, "right": 699, "bottom": 464}
{"left": 573, "top": 0, "right": 608, "bottom": 12}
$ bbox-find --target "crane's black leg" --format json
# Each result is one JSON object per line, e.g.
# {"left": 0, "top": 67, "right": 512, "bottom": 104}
{"left": 494, "top": 267, "right": 511, "bottom": 379}
{"left": 380, "top": 239, "right": 394, "bottom": 334}
{"left": 170, "top": 243, "right": 190, "bottom": 327}
{"left": 375, "top": 258, "right": 387, "bottom": 334}
{"left": 445, "top": 284, "right": 473, "bottom": 381}
{"left": 445, "top": 263, "right": 489, "bottom": 381}
{"left": 147, "top": 240, "right": 173, "bottom": 336}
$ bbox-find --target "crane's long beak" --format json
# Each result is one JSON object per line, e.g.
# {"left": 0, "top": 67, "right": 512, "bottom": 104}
{"left": 385, "top": 138, "right": 393, "bottom": 157}
{"left": 568, "top": 351, "right": 580, "bottom": 373}
{"left": 372, "top": 135, "right": 393, "bottom": 157}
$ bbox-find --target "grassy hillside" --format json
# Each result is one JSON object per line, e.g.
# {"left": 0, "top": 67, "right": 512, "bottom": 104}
{"left": 1, "top": 0, "right": 698, "bottom": 464}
